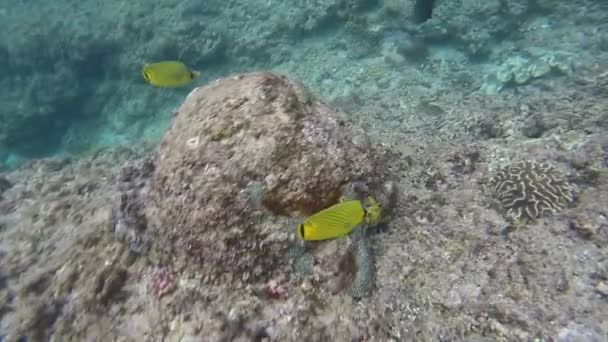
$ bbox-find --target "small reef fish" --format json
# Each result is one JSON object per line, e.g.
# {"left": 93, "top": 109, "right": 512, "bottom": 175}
{"left": 297, "top": 197, "right": 382, "bottom": 241}
{"left": 141, "top": 61, "right": 200, "bottom": 88}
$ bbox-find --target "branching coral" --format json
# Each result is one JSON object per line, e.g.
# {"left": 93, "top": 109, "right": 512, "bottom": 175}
{"left": 490, "top": 160, "right": 574, "bottom": 222}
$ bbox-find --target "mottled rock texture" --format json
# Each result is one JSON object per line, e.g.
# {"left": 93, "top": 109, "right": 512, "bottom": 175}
{"left": 110, "top": 158, "right": 154, "bottom": 254}
{"left": 145, "top": 72, "right": 388, "bottom": 286}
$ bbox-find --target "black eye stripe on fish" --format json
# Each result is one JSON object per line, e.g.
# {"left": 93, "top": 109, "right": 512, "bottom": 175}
{"left": 299, "top": 224, "right": 305, "bottom": 239}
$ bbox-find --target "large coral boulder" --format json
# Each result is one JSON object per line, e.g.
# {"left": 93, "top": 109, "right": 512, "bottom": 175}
{"left": 145, "top": 72, "right": 387, "bottom": 286}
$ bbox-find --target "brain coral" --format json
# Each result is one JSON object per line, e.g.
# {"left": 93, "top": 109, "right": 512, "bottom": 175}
{"left": 144, "top": 72, "right": 387, "bottom": 286}
{"left": 490, "top": 160, "right": 574, "bottom": 221}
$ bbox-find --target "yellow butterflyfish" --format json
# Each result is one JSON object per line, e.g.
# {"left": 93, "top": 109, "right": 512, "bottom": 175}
{"left": 141, "top": 61, "right": 200, "bottom": 88}
{"left": 297, "top": 197, "right": 382, "bottom": 241}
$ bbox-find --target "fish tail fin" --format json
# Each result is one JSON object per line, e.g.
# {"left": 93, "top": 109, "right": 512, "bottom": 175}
{"left": 190, "top": 70, "right": 201, "bottom": 79}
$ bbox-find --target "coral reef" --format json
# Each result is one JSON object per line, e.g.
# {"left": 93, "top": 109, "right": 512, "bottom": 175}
{"left": 490, "top": 160, "right": 575, "bottom": 222}
{"left": 417, "top": 0, "right": 547, "bottom": 57}
{"left": 0, "top": 147, "right": 151, "bottom": 340}
{"left": 482, "top": 51, "right": 575, "bottom": 94}
{"left": 142, "top": 72, "right": 389, "bottom": 290}
{"left": 0, "top": 0, "right": 607, "bottom": 340}
{"left": 0, "top": 66, "right": 607, "bottom": 340}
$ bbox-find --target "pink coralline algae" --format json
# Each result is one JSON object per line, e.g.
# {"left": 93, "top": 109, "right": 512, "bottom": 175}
{"left": 151, "top": 268, "right": 176, "bottom": 298}
{"left": 265, "top": 279, "right": 287, "bottom": 299}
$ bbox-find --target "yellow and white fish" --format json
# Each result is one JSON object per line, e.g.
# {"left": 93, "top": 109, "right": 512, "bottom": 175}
{"left": 297, "top": 197, "right": 382, "bottom": 241}
{"left": 141, "top": 61, "right": 200, "bottom": 88}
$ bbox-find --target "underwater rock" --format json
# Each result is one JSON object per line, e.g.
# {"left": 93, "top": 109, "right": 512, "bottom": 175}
{"left": 496, "top": 55, "right": 552, "bottom": 85}
{"left": 145, "top": 72, "right": 388, "bottom": 287}
{"left": 383, "top": 29, "right": 428, "bottom": 62}
{"left": 110, "top": 158, "right": 154, "bottom": 254}
{"left": 0, "top": 176, "right": 12, "bottom": 198}
{"left": 416, "top": 0, "right": 532, "bottom": 57}
{"left": 482, "top": 52, "right": 575, "bottom": 94}
{"left": 556, "top": 322, "right": 605, "bottom": 342}
{"left": 521, "top": 113, "right": 558, "bottom": 138}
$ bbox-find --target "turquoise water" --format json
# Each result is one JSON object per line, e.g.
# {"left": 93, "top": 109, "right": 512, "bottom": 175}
{"left": 0, "top": 0, "right": 605, "bottom": 168}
